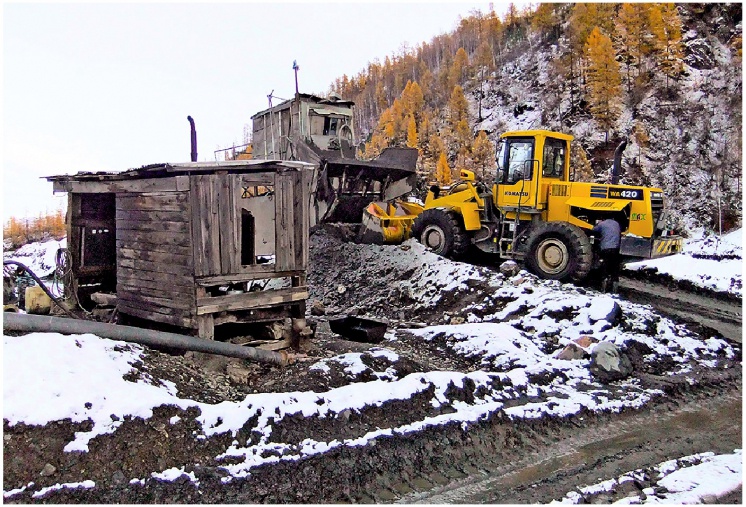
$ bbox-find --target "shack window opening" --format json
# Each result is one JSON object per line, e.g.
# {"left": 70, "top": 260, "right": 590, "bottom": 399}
{"left": 241, "top": 209, "right": 255, "bottom": 266}
{"left": 241, "top": 185, "right": 274, "bottom": 198}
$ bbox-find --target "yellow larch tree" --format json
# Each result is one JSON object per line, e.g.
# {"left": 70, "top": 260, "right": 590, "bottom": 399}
{"left": 435, "top": 152, "right": 453, "bottom": 186}
{"left": 406, "top": 115, "right": 418, "bottom": 149}
{"left": 470, "top": 130, "right": 495, "bottom": 179}
{"left": 585, "top": 27, "right": 622, "bottom": 142}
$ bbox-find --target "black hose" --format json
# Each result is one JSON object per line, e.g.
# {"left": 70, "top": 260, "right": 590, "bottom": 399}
{"left": 4, "top": 313, "right": 292, "bottom": 366}
{"left": 3, "top": 260, "right": 79, "bottom": 319}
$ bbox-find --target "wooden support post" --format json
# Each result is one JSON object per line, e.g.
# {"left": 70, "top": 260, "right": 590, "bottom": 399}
{"left": 197, "top": 314, "right": 215, "bottom": 340}
{"left": 195, "top": 287, "right": 214, "bottom": 339}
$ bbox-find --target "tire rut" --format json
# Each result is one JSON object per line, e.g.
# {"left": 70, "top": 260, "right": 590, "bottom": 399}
{"left": 400, "top": 386, "right": 742, "bottom": 504}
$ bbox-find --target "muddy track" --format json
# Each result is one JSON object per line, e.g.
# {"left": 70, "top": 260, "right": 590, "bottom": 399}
{"left": 401, "top": 386, "right": 742, "bottom": 504}
{"left": 617, "top": 276, "right": 742, "bottom": 343}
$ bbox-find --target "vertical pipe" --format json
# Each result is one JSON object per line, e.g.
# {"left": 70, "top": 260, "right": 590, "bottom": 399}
{"left": 187, "top": 116, "right": 198, "bottom": 162}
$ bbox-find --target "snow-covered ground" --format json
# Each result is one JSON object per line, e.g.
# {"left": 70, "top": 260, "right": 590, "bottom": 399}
{"left": 552, "top": 449, "right": 742, "bottom": 504}
{"left": 3, "top": 238, "right": 67, "bottom": 278}
{"left": 3, "top": 282, "right": 739, "bottom": 494}
{"left": 2, "top": 234, "right": 742, "bottom": 500}
{"left": 625, "top": 228, "right": 742, "bottom": 297}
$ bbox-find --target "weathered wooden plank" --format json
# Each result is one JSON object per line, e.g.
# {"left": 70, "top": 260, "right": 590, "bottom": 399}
{"left": 116, "top": 239, "right": 192, "bottom": 257}
{"left": 116, "top": 192, "right": 188, "bottom": 212}
{"left": 116, "top": 229, "right": 192, "bottom": 248}
{"left": 115, "top": 291, "right": 194, "bottom": 311}
{"left": 117, "top": 267, "right": 193, "bottom": 288}
{"left": 115, "top": 210, "right": 190, "bottom": 223}
{"left": 217, "top": 174, "right": 234, "bottom": 273}
{"left": 274, "top": 174, "right": 292, "bottom": 271}
{"left": 209, "top": 175, "right": 222, "bottom": 274}
{"left": 196, "top": 314, "right": 215, "bottom": 340}
{"left": 54, "top": 176, "right": 187, "bottom": 194}
{"left": 293, "top": 169, "right": 307, "bottom": 268}
{"left": 195, "top": 270, "right": 304, "bottom": 286}
{"left": 117, "top": 282, "right": 195, "bottom": 303}
{"left": 117, "top": 257, "right": 194, "bottom": 277}
{"left": 118, "top": 248, "right": 192, "bottom": 267}
{"left": 192, "top": 174, "right": 221, "bottom": 276}
{"left": 196, "top": 286, "right": 308, "bottom": 315}
{"left": 190, "top": 174, "right": 206, "bottom": 276}
{"left": 117, "top": 274, "right": 193, "bottom": 293}
{"left": 117, "top": 303, "right": 195, "bottom": 329}
{"left": 116, "top": 220, "right": 191, "bottom": 234}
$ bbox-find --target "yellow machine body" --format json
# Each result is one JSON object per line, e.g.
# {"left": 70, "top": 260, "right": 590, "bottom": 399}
{"left": 361, "top": 129, "right": 683, "bottom": 280}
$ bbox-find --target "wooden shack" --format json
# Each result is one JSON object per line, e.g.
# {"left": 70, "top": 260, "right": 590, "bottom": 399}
{"left": 46, "top": 160, "right": 316, "bottom": 340}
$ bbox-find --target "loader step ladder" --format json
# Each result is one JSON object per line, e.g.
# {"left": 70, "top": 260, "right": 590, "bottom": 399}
{"left": 498, "top": 207, "right": 542, "bottom": 259}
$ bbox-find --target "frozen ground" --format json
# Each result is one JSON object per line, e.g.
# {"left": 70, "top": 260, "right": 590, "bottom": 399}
{"left": 552, "top": 449, "right": 742, "bottom": 504}
{"left": 3, "top": 228, "right": 742, "bottom": 502}
{"left": 3, "top": 238, "right": 67, "bottom": 278}
{"left": 625, "top": 229, "right": 742, "bottom": 297}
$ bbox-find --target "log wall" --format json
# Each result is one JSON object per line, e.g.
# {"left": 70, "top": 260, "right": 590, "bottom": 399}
{"left": 115, "top": 191, "right": 196, "bottom": 328}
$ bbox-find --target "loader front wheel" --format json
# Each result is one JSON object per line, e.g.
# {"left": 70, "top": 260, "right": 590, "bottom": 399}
{"left": 526, "top": 222, "right": 592, "bottom": 282}
{"left": 412, "top": 208, "right": 469, "bottom": 259}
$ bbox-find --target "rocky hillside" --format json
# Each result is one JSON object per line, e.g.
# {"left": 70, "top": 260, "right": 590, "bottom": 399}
{"left": 331, "top": 3, "right": 742, "bottom": 235}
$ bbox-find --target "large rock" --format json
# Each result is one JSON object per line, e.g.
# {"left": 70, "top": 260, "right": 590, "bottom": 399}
{"left": 588, "top": 297, "right": 622, "bottom": 326}
{"left": 499, "top": 260, "right": 521, "bottom": 277}
{"left": 590, "top": 341, "right": 633, "bottom": 382}
{"left": 555, "top": 336, "right": 599, "bottom": 361}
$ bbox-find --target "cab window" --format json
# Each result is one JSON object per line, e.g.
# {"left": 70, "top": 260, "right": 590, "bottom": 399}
{"left": 542, "top": 138, "right": 566, "bottom": 179}
{"left": 323, "top": 117, "right": 339, "bottom": 136}
{"left": 497, "top": 138, "right": 534, "bottom": 184}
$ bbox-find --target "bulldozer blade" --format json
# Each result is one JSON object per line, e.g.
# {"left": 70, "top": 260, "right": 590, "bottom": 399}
{"left": 357, "top": 201, "right": 423, "bottom": 245}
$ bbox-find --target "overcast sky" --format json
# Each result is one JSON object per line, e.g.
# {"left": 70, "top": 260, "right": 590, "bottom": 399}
{"left": 3, "top": 1, "right": 513, "bottom": 220}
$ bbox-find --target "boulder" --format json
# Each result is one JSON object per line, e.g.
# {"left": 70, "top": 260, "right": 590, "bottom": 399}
{"left": 590, "top": 341, "right": 633, "bottom": 382}
{"left": 556, "top": 343, "right": 586, "bottom": 361}
{"left": 574, "top": 335, "right": 598, "bottom": 348}
{"left": 499, "top": 260, "right": 521, "bottom": 277}
{"left": 588, "top": 297, "right": 622, "bottom": 325}
{"left": 310, "top": 300, "right": 326, "bottom": 316}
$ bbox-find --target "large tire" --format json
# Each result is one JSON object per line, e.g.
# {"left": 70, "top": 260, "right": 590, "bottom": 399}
{"left": 411, "top": 208, "right": 469, "bottom": 259}
{"left": 525, "top": 222, "right": 593, "bottom": 282}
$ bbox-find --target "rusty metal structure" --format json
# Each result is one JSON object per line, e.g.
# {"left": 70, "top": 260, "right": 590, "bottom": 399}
{"left": 45, "top": 160, "right": 315, "bottom": 340}
{"left": 251, "top": 93, "right": 418, "bottom": 225}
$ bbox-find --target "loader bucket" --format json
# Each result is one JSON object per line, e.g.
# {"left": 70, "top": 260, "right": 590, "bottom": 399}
{"left": 357, "top": 200, "right": 423, "bottom": 244}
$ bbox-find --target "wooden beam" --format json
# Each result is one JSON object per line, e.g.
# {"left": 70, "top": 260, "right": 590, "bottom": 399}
{"left": 196, "top": 286, "right": 308, "bottom": 315}
{"left": 117, "top": 303, "right": 195, "bottom": 329}
{"left": 195, "top": 269, "right": 304, "bottom": 286}
{"left": 54, "top": 176, "right": 188, "bottom": 194}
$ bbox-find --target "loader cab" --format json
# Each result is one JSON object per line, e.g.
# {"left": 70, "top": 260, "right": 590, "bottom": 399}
{"left": 494, "top": 130, "right": 572, "bottom": 212}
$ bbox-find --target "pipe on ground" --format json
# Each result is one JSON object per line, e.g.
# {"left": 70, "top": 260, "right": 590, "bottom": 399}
{"left": 4, "top": 313, "right": 291, "bottom": 366}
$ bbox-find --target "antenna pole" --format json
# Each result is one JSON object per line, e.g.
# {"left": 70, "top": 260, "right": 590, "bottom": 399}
{"left": 293, "top": 60, "right": 300, "bottom": 98}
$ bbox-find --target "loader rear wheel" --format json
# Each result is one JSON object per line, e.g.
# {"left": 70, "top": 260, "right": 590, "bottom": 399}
{"left": 526, "top": 222, "right": 592, "bottom": 282}
{"left": 412, "top": 208, "right": 469, "bottom": 259}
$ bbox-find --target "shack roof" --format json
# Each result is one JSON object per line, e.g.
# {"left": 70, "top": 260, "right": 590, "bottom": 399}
{"left": 251, "top": 93, "right": 355, "bottom": 120}
{"left": 44, "top": 159, "right": 316, "bottom": 183}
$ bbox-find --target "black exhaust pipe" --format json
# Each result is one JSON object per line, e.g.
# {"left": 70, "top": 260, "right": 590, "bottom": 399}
{"left": 611, "top": 139, "right": 627, "bottom": 185}
{"left": 187, "top": 115, "right": 198, "bottom": 162}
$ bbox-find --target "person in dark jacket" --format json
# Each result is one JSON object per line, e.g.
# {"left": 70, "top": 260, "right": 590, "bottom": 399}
{"left": 592, "top": 218, "right": 622, "bottom": 292}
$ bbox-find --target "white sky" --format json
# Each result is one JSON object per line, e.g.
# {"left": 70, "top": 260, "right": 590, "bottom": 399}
{"left": 3, "top": 1, "right": 510, "bottom": 220}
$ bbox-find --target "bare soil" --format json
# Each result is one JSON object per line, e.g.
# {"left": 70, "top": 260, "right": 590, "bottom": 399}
{"left": 3, "top": 226, "right": 742, "bottom": 503}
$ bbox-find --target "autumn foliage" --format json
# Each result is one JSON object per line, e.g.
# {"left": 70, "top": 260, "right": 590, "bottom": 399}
{"left": 4, "top": 209, "right": 66, "bottom": 249}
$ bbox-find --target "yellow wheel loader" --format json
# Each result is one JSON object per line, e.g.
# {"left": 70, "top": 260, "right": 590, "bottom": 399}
{"left": 361, "top": 129, "right": 683, "bottom": 282}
